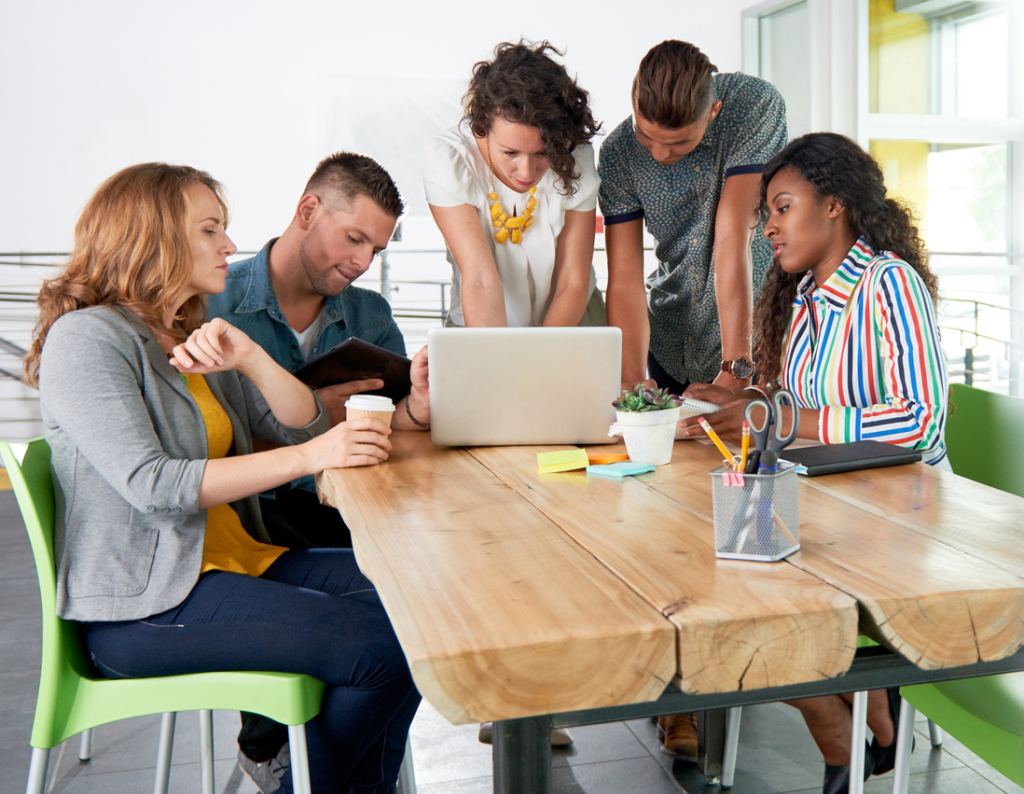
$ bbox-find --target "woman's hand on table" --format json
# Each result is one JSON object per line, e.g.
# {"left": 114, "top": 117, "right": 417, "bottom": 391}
{"left": 169, "top": 318, "right": 258, "bottom": 376}
{"left": 308, "top": 417, "right": 393, "bottom": 469}
{"left": 677, "top": 382, "right": 754, "bottom": 445}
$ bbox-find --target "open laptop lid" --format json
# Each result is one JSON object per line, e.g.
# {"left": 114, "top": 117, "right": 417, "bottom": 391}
{"left": 427, "top": 327, "right": 622, "bottom": 446}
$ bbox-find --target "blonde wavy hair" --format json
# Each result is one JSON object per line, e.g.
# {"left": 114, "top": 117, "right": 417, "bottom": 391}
{"left": 25, "top": 163, "right": 227, "bottom": 386}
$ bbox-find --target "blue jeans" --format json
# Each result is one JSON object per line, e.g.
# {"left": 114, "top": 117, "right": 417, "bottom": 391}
{"left": 84, "top": 550, "right": 420, "bottom": 794}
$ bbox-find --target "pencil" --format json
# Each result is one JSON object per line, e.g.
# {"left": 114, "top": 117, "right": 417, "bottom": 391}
{"left": 698, "top": 418, "right": 733, "bottom": 464}
{"left": 739, "top": 421, "right": 750, "bottom": 473}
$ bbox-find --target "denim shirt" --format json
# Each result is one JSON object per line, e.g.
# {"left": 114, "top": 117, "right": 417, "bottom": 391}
{"left": 207, "top": 238, "right": 406, "bottom": 492}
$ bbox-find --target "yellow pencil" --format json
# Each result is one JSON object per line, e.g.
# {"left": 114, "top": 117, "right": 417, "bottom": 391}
{"left": 739, "top": 421, "right": 750, "bottom": 473}
{"left": 698, "top": 418, "right": 733, "bottom": 464}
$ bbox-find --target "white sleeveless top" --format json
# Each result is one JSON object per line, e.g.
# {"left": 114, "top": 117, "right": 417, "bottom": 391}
{"left": 423, "top": 121, "right": 599, "bottom": 327}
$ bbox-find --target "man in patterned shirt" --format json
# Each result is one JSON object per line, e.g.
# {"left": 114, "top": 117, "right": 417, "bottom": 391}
{"left": 599, "top": 40, "right": 787, "bottom": 394}
{"left": 598, "top": 39, "right": 786, "bottom": 761}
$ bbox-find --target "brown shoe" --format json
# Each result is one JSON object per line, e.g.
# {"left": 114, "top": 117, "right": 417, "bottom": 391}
{"left": 657, "top": 713, "right": 698, "bottom": 760}
{"left": 478, "top": 722, "right": 573, "bottom": 747}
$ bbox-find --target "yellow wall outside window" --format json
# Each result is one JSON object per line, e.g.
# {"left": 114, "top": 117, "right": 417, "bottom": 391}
{"left": 869, "top": 0, "right": 930, "bottom": 115}
{"left": 869, "top": 141, "right": 932, "bottom": 244}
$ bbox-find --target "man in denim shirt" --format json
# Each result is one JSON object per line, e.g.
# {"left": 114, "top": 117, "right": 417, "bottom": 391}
{"left": 208, "top": 153, "right": 431, "bottom": 790}
{"left": 209, "top": 152, "right": 430, "bottom": 552}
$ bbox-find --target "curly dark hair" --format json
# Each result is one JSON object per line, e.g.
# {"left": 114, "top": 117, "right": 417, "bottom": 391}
{"left": 464, "top": 40, "right": 600, "bottom": 195}
{"left": 752, "top": 132, "right": 939, "bottom": 388}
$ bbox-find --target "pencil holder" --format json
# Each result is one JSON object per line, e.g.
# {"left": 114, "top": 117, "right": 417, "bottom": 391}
{"left": 710, "top": 463, "right": 800, "bottom": 562}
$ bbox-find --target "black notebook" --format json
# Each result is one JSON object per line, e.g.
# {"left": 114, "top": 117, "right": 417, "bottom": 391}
{"left": 780, "top": 440, "right": 923, "bottom": 476}
{"left": 293, "top": 338, "right": 412, "bottom": 403}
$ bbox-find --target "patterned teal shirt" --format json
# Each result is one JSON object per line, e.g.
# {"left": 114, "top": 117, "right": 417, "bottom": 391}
{"left": 598, "top": 72, "right": 787, "bottom": 385}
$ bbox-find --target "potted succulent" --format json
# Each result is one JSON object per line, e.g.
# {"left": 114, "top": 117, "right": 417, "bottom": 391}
{"left": 610, "top": 384, "right": 684, "bottom": 466}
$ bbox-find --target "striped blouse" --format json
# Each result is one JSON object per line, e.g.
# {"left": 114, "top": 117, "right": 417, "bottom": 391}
{"left": 779, "top": 237, "right": 948, "bottom": 465}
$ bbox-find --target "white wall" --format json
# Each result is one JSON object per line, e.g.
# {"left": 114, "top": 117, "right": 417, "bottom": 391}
{"left": 0, "top": 0, "right": 745, "bottom": 253}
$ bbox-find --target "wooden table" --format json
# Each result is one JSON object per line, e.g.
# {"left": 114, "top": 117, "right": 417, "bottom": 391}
{"left": 319, "top": 433, "right": 1024, "bottom": 792}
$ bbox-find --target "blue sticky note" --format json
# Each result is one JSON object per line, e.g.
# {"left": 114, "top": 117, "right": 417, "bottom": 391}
{"left": 586, "top": 462, "right": 656, "bottom": 478}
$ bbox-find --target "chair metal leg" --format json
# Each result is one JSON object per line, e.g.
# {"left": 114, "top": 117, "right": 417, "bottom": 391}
{"left": 153, "top": 712, "right": 176, "bottom": 794}
{"left": 199, "top": 710, "right": 215, "bottom": 794}
{"left": 720, "top": 706, "right": 742, "bottom": 789}
{"left": 397, "top": 737, "right": 417, "bottom": 794}
{"left": 927, "top": 718, "right": 943, "bottom": 747}
{"left": 78, "top": 728, "right": 93, "bottom": 761}
{"left": 288, "top": 724, "right": 313, "bottom": 794}
{"left": 849, "top": 691, "right": 868, "bottom": 794}
{"left": 25, "top": 747, "right": 50, "bottom": 794}
{"left": 891, "top": 698, "right": 916, "bottom": 794}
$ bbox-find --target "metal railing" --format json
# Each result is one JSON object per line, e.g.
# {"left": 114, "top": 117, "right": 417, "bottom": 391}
{"left": 940, "top": 297, "right": 1023, "bottom": 394}
{"left": 3, "top": 249, "right": 1022, "bottom": 394}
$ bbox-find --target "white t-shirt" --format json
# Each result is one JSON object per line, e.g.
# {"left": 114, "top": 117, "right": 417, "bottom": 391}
{"left": 423, "top": 121, "right": 599, "bottom": 327}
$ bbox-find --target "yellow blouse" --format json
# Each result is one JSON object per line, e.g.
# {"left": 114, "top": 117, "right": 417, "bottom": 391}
{"left": 185, "top": 374, "right": 287, "bottom": 576}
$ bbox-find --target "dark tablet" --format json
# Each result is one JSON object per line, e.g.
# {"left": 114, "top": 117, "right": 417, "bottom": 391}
{"left": 293, "top": 338, "right": 412, "bottom": 403}
{"left": 780, "top": 440, "right": 923, "bottom": 476}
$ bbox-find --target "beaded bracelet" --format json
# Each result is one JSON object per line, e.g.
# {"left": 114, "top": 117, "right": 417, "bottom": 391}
{"left": 404, "top": 397, "right": 430, "bottom": 429}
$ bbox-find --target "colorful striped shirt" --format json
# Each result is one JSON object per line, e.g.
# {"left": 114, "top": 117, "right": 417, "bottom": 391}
{"left": 780, "top": 237, "right": 948, "bottom": 465}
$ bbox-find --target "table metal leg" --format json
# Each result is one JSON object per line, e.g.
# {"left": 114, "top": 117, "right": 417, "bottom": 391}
{"left": 698, "top": 708, "right": 728, "bottom": 782}
{"left": 492, "top": 716, "right": 553, "bottom": 794}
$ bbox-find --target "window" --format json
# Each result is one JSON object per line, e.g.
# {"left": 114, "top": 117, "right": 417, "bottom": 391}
{"left": 866, "top": 0, "right": 1022, "bottom": 394}
{"left": 743, "top": 0, "right": 1023, "bottom": 394}
{"left": 744, "top": 0, "right": 812, "bottom": 137}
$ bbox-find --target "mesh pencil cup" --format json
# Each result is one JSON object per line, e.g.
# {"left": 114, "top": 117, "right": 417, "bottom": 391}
{"left": 710, "top": 463, "right": 800, "bottom": 562}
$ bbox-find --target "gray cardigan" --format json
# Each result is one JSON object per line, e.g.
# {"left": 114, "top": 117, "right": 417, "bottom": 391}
{"left": 38, "top": 306, "right": 330, "bottom": 622}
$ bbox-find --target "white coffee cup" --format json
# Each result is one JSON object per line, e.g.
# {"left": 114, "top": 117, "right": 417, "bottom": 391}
{"left": 345, "top": 395, "right": 396, "bottom": 427}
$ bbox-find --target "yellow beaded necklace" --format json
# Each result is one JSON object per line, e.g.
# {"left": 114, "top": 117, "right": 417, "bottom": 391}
{"left": 482, "top": 136, "right": 537, "bottom": 245}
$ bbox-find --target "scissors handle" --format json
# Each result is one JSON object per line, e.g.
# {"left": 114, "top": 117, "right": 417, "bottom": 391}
{"left": 770, "top": 389, "right": 800, "bottom": 450}
{"left": 743, "top": 398, "right": 773, "bottom": 452}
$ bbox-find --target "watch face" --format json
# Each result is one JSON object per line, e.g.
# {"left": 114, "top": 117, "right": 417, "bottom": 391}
{"left": 730, "top": 358, "right": 754, "bottom": 379}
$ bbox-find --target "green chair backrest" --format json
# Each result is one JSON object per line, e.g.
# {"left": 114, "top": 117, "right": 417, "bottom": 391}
{"left": 905, "top": 384, "right": 1024, "bottom": 785}
{"left": 0, "top": 439, "right": 103, "bottom": 743}
{"left": 945, "top": 383, "right": 1024, "bottom": 498}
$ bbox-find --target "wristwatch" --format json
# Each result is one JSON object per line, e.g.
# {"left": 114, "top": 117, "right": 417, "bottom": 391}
{"left": 721, "top": 357, "right": 755, "bottom": 379}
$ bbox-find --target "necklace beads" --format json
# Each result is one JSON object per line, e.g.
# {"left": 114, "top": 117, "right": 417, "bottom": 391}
{"left": 488, "top": 187, "right": 536, "bottom": 245}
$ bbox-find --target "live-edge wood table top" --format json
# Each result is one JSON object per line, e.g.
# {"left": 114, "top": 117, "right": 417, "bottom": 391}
{"left": 318, "top": 432, "right": 1024, "bottom": 725}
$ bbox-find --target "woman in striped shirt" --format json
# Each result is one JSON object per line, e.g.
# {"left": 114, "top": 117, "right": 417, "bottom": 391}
{"left": 682, "top": 132, "right": 948, "bottom": 794}
{"left": 684, "top": 132, "right": 947, "bottom": 466}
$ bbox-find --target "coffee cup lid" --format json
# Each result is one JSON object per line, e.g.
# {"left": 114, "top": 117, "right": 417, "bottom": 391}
{"left": 345, "top": 394, "right": 396, "bottom": 411}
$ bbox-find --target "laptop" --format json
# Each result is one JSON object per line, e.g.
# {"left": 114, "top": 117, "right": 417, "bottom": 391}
{"left": 427, "top": 327, "right": 622, "bottom": 446}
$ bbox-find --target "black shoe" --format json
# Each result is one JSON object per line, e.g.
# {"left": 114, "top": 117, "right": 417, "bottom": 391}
{"left": 871, "top": 686, "right": 913, "bottom": 775}
{"left": 823, "top": 742, "right": 874, "bottom": 794}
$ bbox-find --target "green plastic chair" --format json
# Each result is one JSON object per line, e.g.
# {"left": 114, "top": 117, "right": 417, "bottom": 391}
{"left": 891, "top": 385, "right": 1024, "bottom": 791}
{"left": 943, "top": 382, "right": 1024, "bottom": 498}
{"left": 1, "top": 439, "right": 325, "bottom": 794}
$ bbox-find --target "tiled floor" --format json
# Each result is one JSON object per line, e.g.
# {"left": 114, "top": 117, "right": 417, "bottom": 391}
{"left": 2, "top": 488, "right": 1022, "bottom": 794}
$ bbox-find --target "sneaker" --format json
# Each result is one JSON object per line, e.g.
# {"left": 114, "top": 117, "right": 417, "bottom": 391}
{"left": 657, "top": 713, "right": 698, "bottom": 761}
{"left": 477, "top": 722, "right": 574, "bottom": 747}
{"left": 238, "top": 743, "right": 290, "bottom": 794}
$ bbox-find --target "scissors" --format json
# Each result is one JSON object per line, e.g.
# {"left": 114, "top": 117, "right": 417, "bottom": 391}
{"left": 742, "top": 389, "right": 800, "bottom": 474}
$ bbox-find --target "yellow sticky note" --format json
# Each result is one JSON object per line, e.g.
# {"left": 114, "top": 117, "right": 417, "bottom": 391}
{"left": 537, "top": 449, "right": 589, "bottom": 472}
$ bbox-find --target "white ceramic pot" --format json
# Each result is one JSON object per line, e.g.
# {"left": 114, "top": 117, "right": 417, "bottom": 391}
{"left": 611, "top": 406, "right": 681, "bottom": 466}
